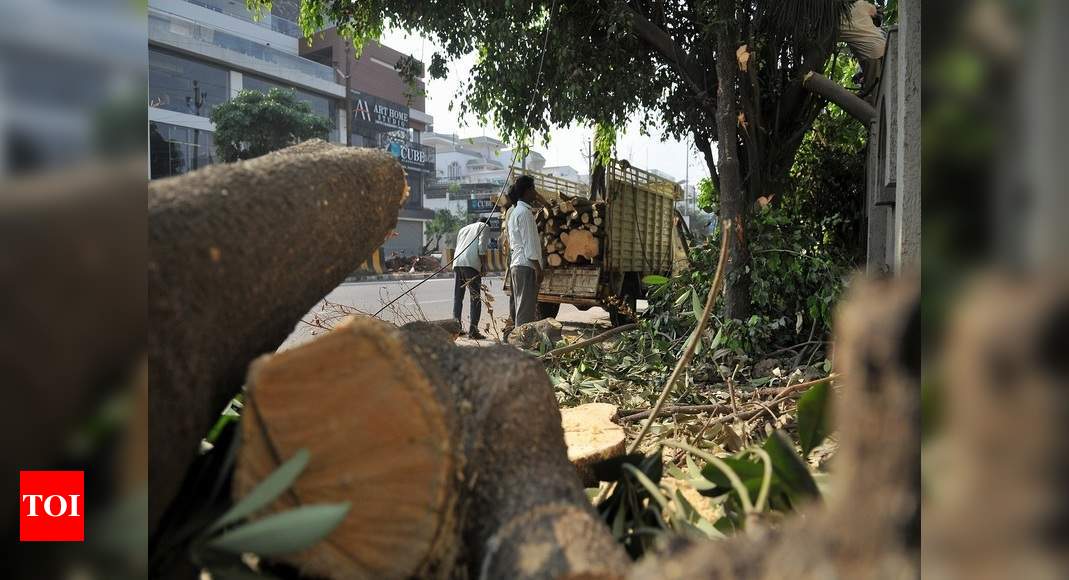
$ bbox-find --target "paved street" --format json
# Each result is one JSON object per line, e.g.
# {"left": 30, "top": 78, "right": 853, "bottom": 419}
{"left": 281, "top": 274, "right": 621, "bottom": 349}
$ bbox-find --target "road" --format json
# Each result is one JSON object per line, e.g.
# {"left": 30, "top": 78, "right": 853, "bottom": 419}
{"left": 281, "top": 274, "right": 620, "bottom": 349}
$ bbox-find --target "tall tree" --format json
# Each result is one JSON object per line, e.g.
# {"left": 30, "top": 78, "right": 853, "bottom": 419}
{"left": 423, "top": 209, "right": 464, "bottom": 254}
{"left": 211, "top": 88, "right": 331, "bottom": 162}
{"left": 276, "top": 0, "right": 874, "bottom": 319}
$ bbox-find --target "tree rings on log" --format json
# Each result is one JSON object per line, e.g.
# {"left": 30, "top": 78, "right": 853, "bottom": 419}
{"left": 560, "top": 230, "right": 599, "bottom": 262}
{"left": 234, "top": 317, "right": 456, "bottom": 580}
{"left": 560, "top": 403, "right": 626, "bottom": 486}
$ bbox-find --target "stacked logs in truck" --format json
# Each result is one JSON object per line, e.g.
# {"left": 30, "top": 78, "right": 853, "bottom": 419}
{"left": 536, "top": 194, "right": 605, "bottom": 267}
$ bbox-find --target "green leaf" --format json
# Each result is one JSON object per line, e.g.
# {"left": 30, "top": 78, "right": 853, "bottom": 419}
{"left": 674, "top": 289, "right": 692, "bottom": 308}
{"left": 691, "top": 287, "right": 704, "bottom": 319}
{"left": 206, "top": 503, "right": 351, "bottom": 556}
{"left": 762, "top": 431, "right": 820, "bottom": 501}
{"left": 796, "top": 379, "right": 831, "bottom": 456}
{"left": 642, "top": 274, "right": 669, "bottom": 286}
{"left": 622, "top": 464, "right": 668, "bottom": 510}
{"left": 697, "top": 456, "right": 764, "bottom": 497}
{"left": 208, "top": 448, "right": 309, "bottom": 534}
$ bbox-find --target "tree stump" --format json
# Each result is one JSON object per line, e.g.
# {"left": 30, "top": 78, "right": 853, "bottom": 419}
{"left": 561, "top": 403, "right": 626, "bottom": 487}
{"left": 235, "top": 318, "right": 630, "bottom": 579}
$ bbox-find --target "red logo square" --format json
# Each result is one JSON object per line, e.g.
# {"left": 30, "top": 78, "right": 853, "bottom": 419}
{"left": 19, "top": 471, "right": 84, "bottom": 542}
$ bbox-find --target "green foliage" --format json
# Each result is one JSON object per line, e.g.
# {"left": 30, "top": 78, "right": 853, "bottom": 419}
{"left": 593, "top": 122, "right": 617, "bottom": 166}
{"left": 423, "top": 209, "right": 465, "bottom": 253}
{"left": 191, "top": 448, "right": 350, "bottom": 575}
{"left": 593, "top": 425, "right": 827, "bottom": 551}
{"left": 696, "top": 177, "right": 717, "bottom": 214}
{"left": 596, "top": 452, "right": 666, "bottom": 559}
{"left": 796, "top": 379, "right": 831, "bottom": 456}
{"left": 210, "top": 88, "right": 331, "bottom": 162}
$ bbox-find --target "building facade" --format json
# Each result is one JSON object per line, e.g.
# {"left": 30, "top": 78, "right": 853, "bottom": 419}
{"left": 148, "top": 0, "right": 434, "bottom": 257}
{"left": 422, "top": 131, "right": 557, "bottom": 247}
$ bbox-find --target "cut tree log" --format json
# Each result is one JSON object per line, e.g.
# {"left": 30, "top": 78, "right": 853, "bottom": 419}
{"left": 581, "top": 213, "right": 591, "bottom": 224}
{"left": 560, "top": 230, "right": 599, "bottom": 262}
{"left": 148, "top": 140, "right": 407, "bottom": 536}
{"left": 235, "top": 318, "right": 629, "bottom": 579}
{"left": 593, "top": 217, "right": 603, "bottom": 226}
{"left": 560, "top": 403, "right": 626, "bottom": 487}
{"left": 547, "top": 253, "right": 563, "bottom": 267}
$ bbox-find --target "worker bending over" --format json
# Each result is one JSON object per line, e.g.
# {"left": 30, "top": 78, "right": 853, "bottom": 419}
{"left": 452, "top": 216, "right": 490, "bottom": 339}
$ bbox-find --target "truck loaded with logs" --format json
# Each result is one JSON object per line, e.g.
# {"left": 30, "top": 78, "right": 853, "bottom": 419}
{"left": 502, "top": 161, "right": 692, "bottom": 325}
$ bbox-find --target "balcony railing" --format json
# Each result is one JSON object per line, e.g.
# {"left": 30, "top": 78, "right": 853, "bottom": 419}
{"left": 183, "top": 0, "right": 302, "bottom": 38}
{"left": 149, "top": 8, "right": 335, "bottom": 84}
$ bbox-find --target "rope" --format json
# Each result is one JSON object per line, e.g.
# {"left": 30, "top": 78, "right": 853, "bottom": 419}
{"left": 373, "top": 0, "right": 559, "bottom": 318}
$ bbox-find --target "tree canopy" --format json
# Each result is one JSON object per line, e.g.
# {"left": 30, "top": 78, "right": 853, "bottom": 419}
{"left": 266, "top": 0, "right": 874, "bottom": 318}
{"left": 211, "top": 88, "right": 332, "bottom": 162}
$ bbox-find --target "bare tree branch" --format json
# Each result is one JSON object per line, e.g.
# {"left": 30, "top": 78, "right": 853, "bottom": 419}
{"left": 803, "top": 71, "right": 877, "bottom": 124}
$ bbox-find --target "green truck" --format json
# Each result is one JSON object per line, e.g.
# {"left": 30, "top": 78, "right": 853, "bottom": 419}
{"left": 503, "top": 160, "right": 691, "bottom": 325}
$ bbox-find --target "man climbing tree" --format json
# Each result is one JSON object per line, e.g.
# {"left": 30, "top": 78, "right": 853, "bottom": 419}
{"left": 277, "top": 0, "right": 876, "bottom": 320}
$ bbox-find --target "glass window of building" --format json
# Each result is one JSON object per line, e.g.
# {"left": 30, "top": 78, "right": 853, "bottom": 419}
{"left": 150, "top": 122, "right": 215, "bottom": 179}
{"left": 242, "top": 75, "right": 337, "bottom": 132}
{"left": 149, "top": 49, "right": 229, "bottom": 117}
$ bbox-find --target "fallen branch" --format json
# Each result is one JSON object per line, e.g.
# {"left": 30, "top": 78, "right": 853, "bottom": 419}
{"left": 627, "top": 223, "right": 731, "bottom": 454}
{"left": 542, "top": 323, "right": 638, "bottom": 358}
{"left": 617, "top": 374, "right": 838, "bottom": 423}
{"left": 618, "top": 404, "right": 733, "bottom": 423}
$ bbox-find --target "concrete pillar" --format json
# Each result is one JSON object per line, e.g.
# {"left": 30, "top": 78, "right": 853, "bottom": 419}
{"left": 337, "top": 107, "right": 348, "bottom": 145}
{"left": 229, "top": 70, "right": 243, "bottom": 99}
{"left": 894, "top": 0, "right": 921, "bottom": 271}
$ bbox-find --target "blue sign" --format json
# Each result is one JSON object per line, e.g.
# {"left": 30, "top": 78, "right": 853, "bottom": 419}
{"left": 468, "top": 198, "right": 496, "bottom": 213}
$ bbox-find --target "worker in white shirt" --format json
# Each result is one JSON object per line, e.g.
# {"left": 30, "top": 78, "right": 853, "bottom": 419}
{"left": 840, "top": 1, "right": 886, "bottom": 95}
{"left": 505, "top": 175, "right": 543, "bottom": 327}
{"left": 452, "top": 216, "right": 491, "bottom": 339}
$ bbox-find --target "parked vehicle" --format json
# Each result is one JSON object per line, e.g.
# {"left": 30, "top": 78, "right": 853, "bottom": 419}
{"left": 503, "top": 161, "right": 691, "bottom": 325}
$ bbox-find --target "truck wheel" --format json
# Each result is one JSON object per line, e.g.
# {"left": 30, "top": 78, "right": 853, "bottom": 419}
{"left": 538, "top": 301, "right": 561, "bottom": 319}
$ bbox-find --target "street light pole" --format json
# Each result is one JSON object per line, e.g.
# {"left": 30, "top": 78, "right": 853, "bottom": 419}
{"left": 345, "top": 43, "right": 353, "bottom": 147}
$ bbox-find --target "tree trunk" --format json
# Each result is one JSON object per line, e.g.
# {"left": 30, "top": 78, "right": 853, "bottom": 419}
{"left": 714, "top": 0, "right": 751, "bottom": 320}
{"left": 235, "top": 318, "right": 630, "bottom": 579}
{"left": 148, "top": 140, "right": 408, "bottom": 538}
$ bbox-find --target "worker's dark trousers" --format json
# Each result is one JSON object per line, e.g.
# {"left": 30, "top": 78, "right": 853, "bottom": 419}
{"left": 453, "top": 266, "right": 482, "bottom": 331}
{"left": 511, "top": 264, "right": 538, "bottom": 326}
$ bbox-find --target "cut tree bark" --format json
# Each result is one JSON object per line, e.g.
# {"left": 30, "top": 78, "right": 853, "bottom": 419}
{"left": 561, "top": 403, "right": 626, "bottom": 487}
{"left": 148, "top": 140, "right": 407, "bottom": 536}
{"left": 560, "top": 230, "right": 599, "bottom": 262}
{"left": 507, "top": 318, "right": 564, "bottom": 351}
{"left": 236, "top": 318, "right": 630, "bottom": 579}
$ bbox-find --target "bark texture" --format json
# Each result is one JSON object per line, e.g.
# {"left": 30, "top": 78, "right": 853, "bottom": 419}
{"left": 148, "top": 140, "right": 407, "bottom": 535}
{"left": 630, "top": 274, "right": 920, "bottom": 579}
{"left": 924, "top": 276, "right": 1069, "bottom": 578}
{"left": 714, "top": 0, "right": 751, "bottom": 321}
{"left": 236, "top": 318, "right": 630, "bottom": 579}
